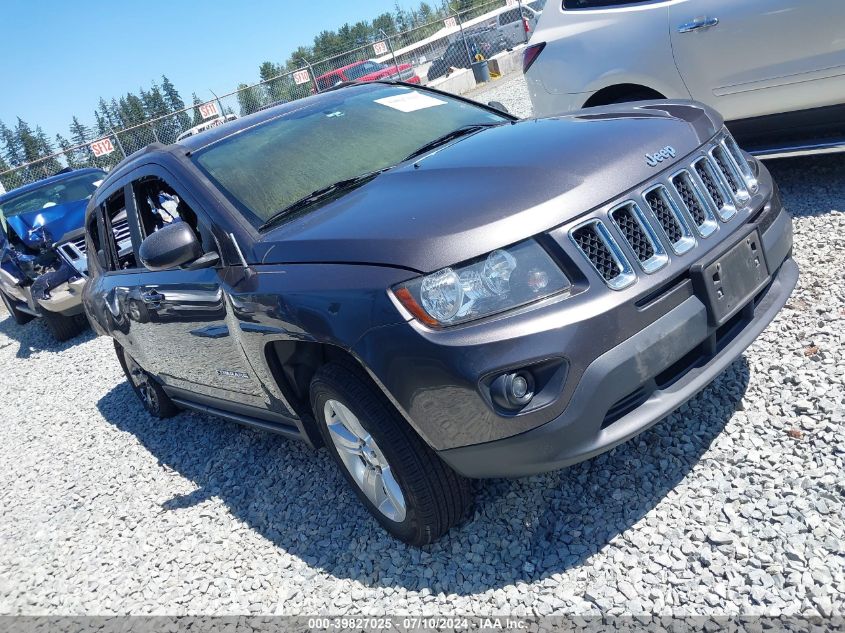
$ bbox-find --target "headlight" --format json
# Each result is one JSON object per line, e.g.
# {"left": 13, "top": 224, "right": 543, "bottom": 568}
{"left": 393, "top": 239, "right": 570, "bottom": 327}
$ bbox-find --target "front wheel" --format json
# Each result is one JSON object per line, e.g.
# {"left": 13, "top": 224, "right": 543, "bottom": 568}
{"left": 42, "top": 311, "right": 87, "bottom": 342}
{"left": 310, "top": 362, "right": 472, "bottom": 546}
{"left": 0, "top": 290, "right": 34, "bottom": 325}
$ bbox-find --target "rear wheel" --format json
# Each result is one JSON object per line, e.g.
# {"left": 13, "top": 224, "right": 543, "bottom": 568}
{"left": 116, "top": 344, "right": 179, "bottom": 418}
{"left": 0, "top": 290, "right": 34, "bottom": 325}
{"left": 42, "top": 311, "right": 87, "bottom": 342}
{"left": 310, "top": 362, "right": 472, "bottom": 546}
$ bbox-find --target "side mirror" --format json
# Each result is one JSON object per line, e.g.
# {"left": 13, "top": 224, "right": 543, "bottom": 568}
{"left": 488, "top": 100, "right": 509, "bottom": 114}
{"left": 139, "top": 221, "right": 203, "bottom": 272}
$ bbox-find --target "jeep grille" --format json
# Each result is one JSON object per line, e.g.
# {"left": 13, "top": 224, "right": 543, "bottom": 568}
{"left": 568, "top": 132, "right": 757, "bottom": 289}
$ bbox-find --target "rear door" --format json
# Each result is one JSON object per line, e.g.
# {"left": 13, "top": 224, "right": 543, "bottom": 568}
{"left": 669, "top": 0, "right": 845, "bottom": 120}
{"left": 81, "top": 183, "right": 140, "bottom": 349}
{"left": 122, "top": 165, "right": 266, "bottom": 405}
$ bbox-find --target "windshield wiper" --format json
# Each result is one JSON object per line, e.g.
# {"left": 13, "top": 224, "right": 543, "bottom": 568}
{"left": 259, "top": 170, "right": 384, "bottom": 231}
{"left": 402, "top": 123, "right": 501, "bottom": 162}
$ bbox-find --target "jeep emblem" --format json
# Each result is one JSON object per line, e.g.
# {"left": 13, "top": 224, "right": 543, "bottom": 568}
{"left": 645, "top": 146, "right": 676, "bottom": 167}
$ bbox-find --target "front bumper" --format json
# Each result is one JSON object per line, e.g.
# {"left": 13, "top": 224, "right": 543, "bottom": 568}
{"left": 439, "top": 250, "right": 797, "bottom": 478}
{"left": 36, "top": 277, "right": 86, "bottom": 316}
{"left": 354, "top": 175, "right": 795, "bottom": 477}
{"left": 0, "top": 276, "right": 86, "bottom": 318}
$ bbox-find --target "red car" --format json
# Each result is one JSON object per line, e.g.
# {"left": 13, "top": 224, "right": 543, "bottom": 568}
{"left": 315, "top": 60, "right": 421, "bottom": 91}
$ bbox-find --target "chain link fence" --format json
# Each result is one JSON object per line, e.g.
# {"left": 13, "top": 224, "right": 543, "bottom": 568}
{"left": 0, "top": 0, "right": 545, "bottom": 194}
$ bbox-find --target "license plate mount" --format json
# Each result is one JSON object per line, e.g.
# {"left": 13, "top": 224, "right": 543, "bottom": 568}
{"left": 691, "top": 228, "right": 769, "bottom": 327}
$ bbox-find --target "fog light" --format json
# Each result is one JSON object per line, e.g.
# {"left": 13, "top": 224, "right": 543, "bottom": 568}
{"left": 511, "top": 374, "right": 529, "bottom": 399}
{"left": 490, "top": 370, "right": 535, "bottom": 410}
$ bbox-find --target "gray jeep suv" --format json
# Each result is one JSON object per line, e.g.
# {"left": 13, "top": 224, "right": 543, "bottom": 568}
{"left": 82, "top": 83, "right": 797, "bottom": 545}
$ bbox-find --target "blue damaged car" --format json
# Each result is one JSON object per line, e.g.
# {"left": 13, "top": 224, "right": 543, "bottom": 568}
{"left": 0, "top": 168, "right": 117, "bottom": 340}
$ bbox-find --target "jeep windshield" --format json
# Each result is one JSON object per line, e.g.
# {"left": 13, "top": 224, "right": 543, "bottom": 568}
{"left": 192, "top": 84, "right": 509, "bottom": 228}
{"left": 0, "top": 172, "right": 104, "bottom": 219}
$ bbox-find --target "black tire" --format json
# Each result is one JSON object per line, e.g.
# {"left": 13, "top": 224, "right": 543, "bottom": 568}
{"left": 115, "top": 343, "right": 179, "bottom": 418}
{"left": 0, "top": 290, "right": 34, "bottom": 325}
{"left": 127, "top": 299, "right": 151, "bottom": 324}
{"left": 310, "top": 361, "right": 472, "bottom": 546}
{"left": 42, "top": 311, "right": 87, "bottom": 342}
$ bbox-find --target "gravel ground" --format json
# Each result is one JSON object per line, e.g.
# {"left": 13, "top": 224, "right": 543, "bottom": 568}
{"left": 0, "top": 78, "right": 843, "bottom": 616}
{"left": 468, "top": 72, "right": 534, "bottom": 119}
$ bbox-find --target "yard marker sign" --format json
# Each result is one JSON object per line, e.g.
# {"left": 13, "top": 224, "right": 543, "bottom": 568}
{"left": 373, "top": 41, "right": 389, "bottom": 56}
{"left": 198, "top": 102, "right": 220, "bottom": 120}
{"left": 90, "top": 138, "right": 115, "bottom": 157}
{"left": 444, "top": 17, "right": 457, "bottom": 28}
{"left": 293, "top": 69, "right": 310, "bottom": 85}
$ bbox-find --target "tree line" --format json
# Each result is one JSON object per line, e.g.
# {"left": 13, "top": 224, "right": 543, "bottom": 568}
{"left": 0, "top": 0, "right": 494, "bottom": 188}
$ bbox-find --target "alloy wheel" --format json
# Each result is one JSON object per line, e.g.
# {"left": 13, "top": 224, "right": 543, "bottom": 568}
{"left": 323, "top": 399, "right": 407, "bottom": 522}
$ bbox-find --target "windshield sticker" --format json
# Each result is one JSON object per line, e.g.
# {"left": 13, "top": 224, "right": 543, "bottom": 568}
{"left": 375, "top": 91, "right": 447, "bottom": 113}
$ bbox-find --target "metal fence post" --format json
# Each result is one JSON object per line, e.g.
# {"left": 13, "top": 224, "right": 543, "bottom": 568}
{"left": 298, "top": 58, "right": 320, "bottom": 93}
{"left": 380, "top": 29, "right": 400, "bottom": 77}
{"left": 455, "top": 11, "right": 472, "bottom": 66}
{"left": 108, "top": 125, "right": 127, "bottom": 159}
{"left": 517, "top": 0, "right": 529, "bottom": 44}
{"left": 210, "top": 89, "right": 226, "bottom": 118}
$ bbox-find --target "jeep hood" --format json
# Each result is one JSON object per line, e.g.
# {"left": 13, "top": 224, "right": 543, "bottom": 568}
{"left": 255, "top": 101, "right": 723, "bottom": 272}
{"left": 5, "top": 198, "right": 88, "bottom": 248}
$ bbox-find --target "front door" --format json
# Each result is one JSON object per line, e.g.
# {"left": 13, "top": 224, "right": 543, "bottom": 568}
{"left": 669, "top": 0, "right": 845, "bottom": 121}
{"left": 123, "top": 169, "right": 264, "bottom": 404}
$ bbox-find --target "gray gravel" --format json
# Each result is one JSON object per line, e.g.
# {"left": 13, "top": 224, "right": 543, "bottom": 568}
{"left": 0, "top": 79, "right": 843, "bottom": 616}
{"left": 468, "top": 72, "right": 534, "bottom": 119}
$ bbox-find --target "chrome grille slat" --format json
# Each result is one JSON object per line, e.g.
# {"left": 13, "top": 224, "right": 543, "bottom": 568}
{"left": 723, "top": 136, "right": 758, "bottom": 192}
{"left": 643, "top": 185, "right": 696, "bottom": 255}
{"left": 570, "top": 221, "right": 636, "bottom": 290}
{"left": 670, "top": 169, "right": 717, "bottom": 238}
{"left": 711, "top": 144, "right": 751, "bottom": 206}
{"left": 693, "top": 156, "right": 737, "bottom": 222}
{"left": 609, "top": 202, "right": 668, "bottom": 274}
{"left": 694, "top": 158, "right": 725, "bottom": 208}
{"left": 713, "top": 147, "right": 739, "bottom": 194}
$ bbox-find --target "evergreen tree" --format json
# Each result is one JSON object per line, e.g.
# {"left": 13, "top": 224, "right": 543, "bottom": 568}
{"left": 69, "top": 116, "right": 92, "bottom": 146}
{"left": 190, "top": 93, "right": 204, "bottom": 127}
{"left": 35, "top": 126, "right": 62, "bottom": 174}
{"left": 143, "top": 83, "right": 179, "bottom": 143}
{"left": 0, "top": 120, "right": 22, "bottom": 166}
{"left": 0, "top": 154, "right": 11, "bottom": 192}
{"left": 56, "top": 134, "right": 83, "bottom": 169}
{"left": 286, "top": 46, "right": 314, "bottom": 69}
{"left": 372, "top": 12, "right": 398, "bottom": 36}
{"left": 236, "top": 83, "right": 263, "bottom": 116}
{"left": 394, "top": 3, "right": 411, "bottom": 32}
{"left": 93, "top": 111, "right": 109, "bottom": 138}
{"left": 259, "top": 62, "right": 287, "bottom": 103}
{"left": 161, "top": 75, "right": 190, "bottom": 131}
{"left": 15, "top": 118, "right": 42, "bottom": 163}
{"left": 418, "top": 2, "right": 435, "bottom": 22}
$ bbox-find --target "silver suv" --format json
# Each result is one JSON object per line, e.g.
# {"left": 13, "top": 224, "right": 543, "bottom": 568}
{"left": 524, "top": 0, "right": 845, "bottom": 157}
